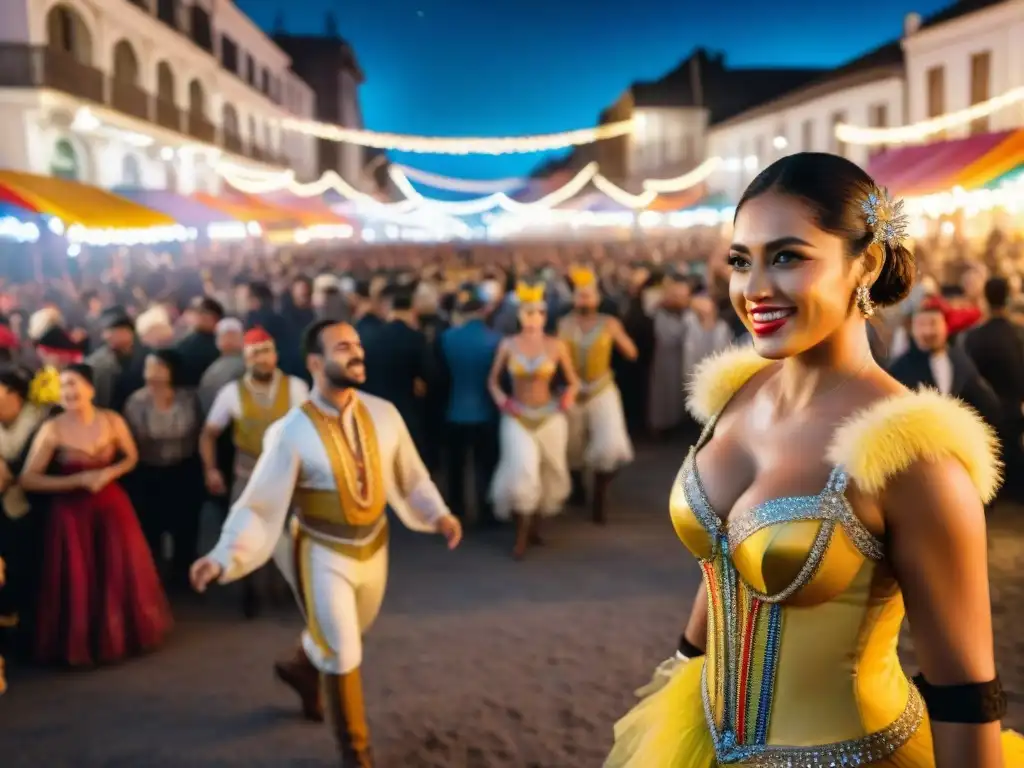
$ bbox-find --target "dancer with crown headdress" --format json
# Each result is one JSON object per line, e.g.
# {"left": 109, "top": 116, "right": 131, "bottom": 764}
{"left": 487, "top": 281, "right": 579, "bottom": 559}
{"left": 558, "top": 266, "right": 638, "bottom": 523}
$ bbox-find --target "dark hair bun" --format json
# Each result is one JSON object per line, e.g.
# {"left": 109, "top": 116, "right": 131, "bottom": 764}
{"left": 870, "top": 241, "right": 915, "bottom": 307}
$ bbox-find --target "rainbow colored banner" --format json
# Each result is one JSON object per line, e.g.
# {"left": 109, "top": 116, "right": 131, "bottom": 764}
{"left": 868, "top": 130, "right": 1024, "bottom": 195}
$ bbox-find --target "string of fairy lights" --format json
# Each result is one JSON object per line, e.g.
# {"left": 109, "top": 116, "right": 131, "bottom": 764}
{"left": 219, "top": 83, "right": 1024, "bottom": 232}
{"left": 11, "top": 84, "right": 1019, "bottom": 248}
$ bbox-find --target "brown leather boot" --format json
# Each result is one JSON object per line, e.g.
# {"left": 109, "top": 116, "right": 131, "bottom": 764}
{"left": 568, "top": 470, "right": 586, "bottom": 505}
{"left": 323, "top": 669, "right": 374, "bottom": 767}
{"left": 273, "top": 644, "right": 323, "bottom": 722}
{"left": 592, "top": 472, "right": 613, "bottom": 524}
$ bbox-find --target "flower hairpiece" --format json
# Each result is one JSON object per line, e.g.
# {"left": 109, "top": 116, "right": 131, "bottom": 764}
{"left": 861, "top": 187, "right": 909, "bottom": 248}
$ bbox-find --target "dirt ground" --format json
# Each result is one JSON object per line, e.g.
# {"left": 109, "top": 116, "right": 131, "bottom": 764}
{"left": 1, "top": 438, "right": 1022, "bottom": 767}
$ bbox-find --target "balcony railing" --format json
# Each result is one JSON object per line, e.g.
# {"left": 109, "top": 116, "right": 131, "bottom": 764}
{"left": 223, "top": 130, "right": 244, "bottom": 155}
{"left": 0, "top": 44, "right": 289, "bottom": 167}
{"left": 187, "top": 113, "right": 216, "bottom": 143}
{"left": 110, "top": 78, "right": 150, "bottom": 121}
{"left": 0, "top": 45, "right": 104, "bottom": 104}
{"left": 155, "top": 98, "right": 181, "bottom": 132}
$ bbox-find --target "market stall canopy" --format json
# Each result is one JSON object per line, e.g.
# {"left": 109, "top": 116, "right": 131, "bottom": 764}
{"left": 983, "top": 163, "right": 1024, "bottom": 189}
{"left": 257, "top": 191, "right": 350, "bottom": 225}
{"left": 0, "top": 170, "right": 174, "bottom": 228}
{"left": 867, "top": 132, "right": 1013, "bottom": 195}
{"left": 194, "top": 191, "right": 302, "bottom": 228}
{"left": 948, "top": 129, "right": 1024, "bottom": 190}
{"left": 114, "top": 188, "right": 241, "bottom": 227}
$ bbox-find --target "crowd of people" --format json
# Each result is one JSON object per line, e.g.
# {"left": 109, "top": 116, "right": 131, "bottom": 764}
{"left": 0, "top": 223, "right": 1021, "bottom": 696}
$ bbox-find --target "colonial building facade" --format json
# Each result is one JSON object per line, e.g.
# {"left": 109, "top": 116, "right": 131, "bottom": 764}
{"left": 902, "top": 0, "right": 1024, "bottom": 135}
{"left": 705, "top": 42, "right": 906, "bottom": 202}
{"left": 275, "top": 21, "right": 368, "bottom": 187}
{"left": 0, "top": 0, "right": 318, "bottom": 193}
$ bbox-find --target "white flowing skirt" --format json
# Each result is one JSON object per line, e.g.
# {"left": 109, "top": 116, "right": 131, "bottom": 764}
{"left": 567, "top": 382, "right": 634, "bottom": 473}
{"left": 490, "top": 406, "right": 570, "bottom": 519}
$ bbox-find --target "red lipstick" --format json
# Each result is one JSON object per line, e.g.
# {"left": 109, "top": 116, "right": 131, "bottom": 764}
{"left": 748, "top": 305, "right": 796, "bottom": 337}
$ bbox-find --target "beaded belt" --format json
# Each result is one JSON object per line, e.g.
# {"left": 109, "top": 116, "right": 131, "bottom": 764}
{"left": 577, "top": 374, "right": 612, "bottom": 404}
{"left": 702, "top": 662, "right": 926, "bottom": 767}
{"left": 511, "top": 401, "right": 559, "bottom": 431}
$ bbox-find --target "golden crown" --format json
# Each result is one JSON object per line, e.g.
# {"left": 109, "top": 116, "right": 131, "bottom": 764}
{"left": 515, "top": 282, "right": 545, "bottom": 304}
{"left": 569, "top": 266, "right": 597, "bottom": 288}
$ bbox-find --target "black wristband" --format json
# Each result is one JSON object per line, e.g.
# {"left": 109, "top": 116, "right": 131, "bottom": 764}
{"left": 912, "top": 673, "right": 1007, "bottom": 724}
{"left": 678, "top": 634, "right": 705, "bottom": 658}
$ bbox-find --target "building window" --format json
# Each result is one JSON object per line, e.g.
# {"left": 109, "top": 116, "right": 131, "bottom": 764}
{"left": 970, "top": 51, "right": 991, "bottom": 134}
{"left": 261, "top": 68, "right": 270, "bottom": 95}
{"left": 220, "top": 35, "right": 238, "bottom": 72}
{"left": 831, "top": 111, "right": 847, "bottom": 157}
{"left": 50, "top": 138, "right": 80, "bottom": 180}
{"left": 157, "top": 0, "right": 177, "bottom": 28}
{"left": 245, "top": 53, "right": 255, "bottom": 85}
{"left": 868, "top": 103, "right": 889, "bottom": 157}
{"left": 926, "top": 65, "right": 945, "bottom": 118}
{"left": 801, "top": 119, "right": 813, "bottom": 151}
{"left": 190, "top": 5, "right": 213, "bottom": 52}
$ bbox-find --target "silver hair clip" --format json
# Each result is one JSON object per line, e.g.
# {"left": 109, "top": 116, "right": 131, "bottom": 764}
{"left": 861, "top": 187, "right": 909, "bottom": 248}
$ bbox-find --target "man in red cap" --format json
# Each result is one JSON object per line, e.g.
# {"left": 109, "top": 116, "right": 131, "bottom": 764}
{"left": 199, "top": 326, "right": 308, "bottom": 616}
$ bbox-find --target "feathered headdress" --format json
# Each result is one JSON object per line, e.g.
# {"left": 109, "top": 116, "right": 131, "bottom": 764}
{"left": 515, "top": 282, "right": 545, "bottom": 305}
{"left": 569, "top": 266, "right": 597, "bottom": 289}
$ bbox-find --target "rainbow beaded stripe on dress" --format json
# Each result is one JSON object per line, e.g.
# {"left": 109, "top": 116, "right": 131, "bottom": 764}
{"left": 677, "top": 413, "right": 924, "bottom": 768}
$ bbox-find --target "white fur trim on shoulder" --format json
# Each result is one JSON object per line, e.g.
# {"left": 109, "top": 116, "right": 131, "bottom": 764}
{"left": 685, "top": 345, "right": 774, "bottom": 424}
{"left": 826, "top": 388, "right": 1002, "bottom": 503}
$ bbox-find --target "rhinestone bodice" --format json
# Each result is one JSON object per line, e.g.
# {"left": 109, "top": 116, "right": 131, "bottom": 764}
{"left": 669, "top": 411, "right": 924, "bottom": 767}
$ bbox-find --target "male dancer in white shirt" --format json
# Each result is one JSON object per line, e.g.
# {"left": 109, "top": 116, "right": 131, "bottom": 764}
{"left": 191, "top": 320, "right": 462, "bottom": 766}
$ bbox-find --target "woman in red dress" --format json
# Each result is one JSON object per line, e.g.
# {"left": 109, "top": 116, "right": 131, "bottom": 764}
{"left": 20, "top": 363, "right": 172, "bottom": 666}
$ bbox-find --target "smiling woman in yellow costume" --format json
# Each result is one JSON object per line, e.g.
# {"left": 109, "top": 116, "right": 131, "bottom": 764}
{"left": 605, "top": 153, "right": 1024, "bottom": 768}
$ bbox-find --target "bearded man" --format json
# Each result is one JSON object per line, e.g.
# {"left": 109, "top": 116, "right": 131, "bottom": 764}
{"left": 191, "top": 320, "right": 461, "bottom": 767}
{"left": 199, "top": 326, "right": 309, "bottom": 616}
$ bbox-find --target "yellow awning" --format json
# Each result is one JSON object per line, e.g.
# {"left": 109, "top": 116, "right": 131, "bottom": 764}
{"left": 0, "top": 171, "right": 174, "bottom": 229}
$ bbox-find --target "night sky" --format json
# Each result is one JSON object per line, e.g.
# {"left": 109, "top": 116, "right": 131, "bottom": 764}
{"left": 239, "top": 0, "right": 953, "bottom": 185}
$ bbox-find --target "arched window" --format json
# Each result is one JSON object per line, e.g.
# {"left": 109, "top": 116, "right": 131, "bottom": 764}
{"left": 112, "top": 39, "right": 140, "bottom": 84}
{"left": 45, "top": 4, "right": 93, "bottom": 63}
{"left": 50, "top": 138, "right": 80, "bottom": 180}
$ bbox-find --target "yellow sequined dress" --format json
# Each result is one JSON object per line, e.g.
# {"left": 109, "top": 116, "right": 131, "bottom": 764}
{"left": 605, "top": 346, "right": 1024, "bottom": 768}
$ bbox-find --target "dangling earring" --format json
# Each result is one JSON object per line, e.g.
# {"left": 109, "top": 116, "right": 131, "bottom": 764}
{"left": 855, "top": 284, "right": 875, "bottom": 318}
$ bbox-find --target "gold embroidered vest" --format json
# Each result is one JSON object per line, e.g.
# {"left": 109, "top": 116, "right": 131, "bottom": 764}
{"left": 294, "top": 400, "right": 389, "bottom": 560}
{"left": 560, "top": 316, "right": 614, "bottom": 401}
{"left": 232, "top": 374, "right": 291, "bottom": 457}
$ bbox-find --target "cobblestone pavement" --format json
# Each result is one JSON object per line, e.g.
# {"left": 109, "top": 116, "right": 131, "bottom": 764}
{"left": 1, "top": 439, "right": 1022, "bottom": 767}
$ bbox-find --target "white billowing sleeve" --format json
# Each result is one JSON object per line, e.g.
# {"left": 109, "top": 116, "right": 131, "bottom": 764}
{"left": 205, "top": 383, "right": 238, "bottom": 430}
{"left": 383, "top": 403, "right": 451, "bottom": 532}
{"left": 289, "top": 376, "right": 310, "bottom": 405}
{"left": 207, "top": 418, "right": 300, "bottom": 583}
